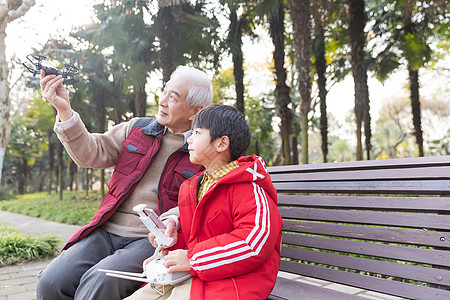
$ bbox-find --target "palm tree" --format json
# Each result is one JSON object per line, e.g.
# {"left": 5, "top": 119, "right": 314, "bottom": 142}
{"left": 260, "top": 0, "right": 293, "bottom": 165}
{"left": 312, "top": 1, "right": 328, "bottom": 163}
{"left": 288, "top": 0, "right": 312, "bottom": 164}
{"left": 228, "top": 5, "right": 245, "bottom": 113}
{"left": 368, "top": 0, "right": 446, "bottom": 157}
{"left": 347, "top": 0, "right": 371, "bottom": 160}
{"left": 0, "top": 0, "right": 36, "bottom": 182}
{"left": 156, "top": 1, "right": 221, "bottom": 85}
{"left": 401, "top": 0, "right": 424, "bottom": 157}
{"left": 219, "top": 0, "right": 254, "bottom": 114}
{"left": 91, "top": 1, "right": 157, "bottom": 117}
{"left": 155, "top": 4, "right": 175, "bottom": 84}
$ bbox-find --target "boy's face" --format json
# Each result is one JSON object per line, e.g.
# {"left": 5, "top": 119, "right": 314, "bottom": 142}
{"left": 187, "top": 128, "right": 219, "bottom": 168}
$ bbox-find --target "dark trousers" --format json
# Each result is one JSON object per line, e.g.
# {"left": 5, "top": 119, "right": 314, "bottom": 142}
{"left": 36, "top": 227, "right": 155, "bottom": 300}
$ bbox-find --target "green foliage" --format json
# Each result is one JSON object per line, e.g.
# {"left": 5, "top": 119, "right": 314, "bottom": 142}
{"left": 245, "top": 95, "right": 277, "bottom": 163}
{"left": 403, "top": 33, "right": 431, "bottom": 70}
{"left": 368, "top": 0, "right": 444, "bottom": 78}
{"left": 24, "top": 94, "right": 56, "bottom": 131}
{"left": 428, "top": 129, "right": 450, "bottom": 156}
{"left": 0, "top": 225, "right": 60, "bottom": 266}
{"left": 8, "top": 117, "right": 47, "bottom": 163}
{"left": 0, "top": 192, "right": 101, "bottom": 225}
{"left": 212, "top": 68, "right": 236, "bottom": 103}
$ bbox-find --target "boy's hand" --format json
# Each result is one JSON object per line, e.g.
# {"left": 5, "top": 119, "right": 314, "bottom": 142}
{"left": 147, "top": 218, "right": 178, "bottom": 248}
{"left": 164, "top": 249, "right": 190, "bottom": 273}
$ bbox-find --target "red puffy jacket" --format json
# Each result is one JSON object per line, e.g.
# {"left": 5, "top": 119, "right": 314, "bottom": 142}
{"left": 177, "top": 155, "right": 283, "bottom": 300}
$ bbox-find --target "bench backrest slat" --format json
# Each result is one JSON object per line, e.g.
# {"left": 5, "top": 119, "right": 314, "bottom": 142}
{"left": 283, "top": 233, "right": 450, "bottom": 267}
{"left": 274, "top": 180, "right": 450, "bottom": 194}
{"left": 283, "top": 246, "right": 450, "bottom": 286}
{"left": 278, "top": 195, "right": 450, "bottom": 212}
{"left": 269, "top": 155, "right": 450, "bottom": 173}
{"left": 283, "top": 220, "right": 450, "bottom": 248}
{"left": 280, "top": 260, "right": 450, "bottom": 300}
{"left": 271, "top": 166, "right": 450, "bottom": 181}
{"left": 280, "top": 207, "right": 450, "bottom": 230}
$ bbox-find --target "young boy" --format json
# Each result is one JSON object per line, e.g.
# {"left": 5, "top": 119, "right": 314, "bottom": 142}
{"left": 127, "top": 104, "right": 283, "bottom": 300}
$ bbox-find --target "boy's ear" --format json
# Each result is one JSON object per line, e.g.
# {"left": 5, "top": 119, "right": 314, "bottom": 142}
{"left": 217, "top": 135, "right": 231, "bottom": 153}
{"left": 189, "top": 106, "right": 203, "bottom": 121}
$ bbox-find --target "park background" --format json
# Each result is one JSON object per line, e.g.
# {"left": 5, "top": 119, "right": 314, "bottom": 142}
{"left": 0, "top": 0, "right": 449, "bottom": 198}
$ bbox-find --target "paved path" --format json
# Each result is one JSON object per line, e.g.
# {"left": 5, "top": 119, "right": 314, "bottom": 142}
{"left": 0, "top": 211, "right": 404, "bottom": 300}
{"left": 0, "top": 211, "right": 80, "bottom": 300}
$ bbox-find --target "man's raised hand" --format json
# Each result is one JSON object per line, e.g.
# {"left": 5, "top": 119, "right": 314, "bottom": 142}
{"left": 40, "top": 70, "right": 73, "bottom": 121}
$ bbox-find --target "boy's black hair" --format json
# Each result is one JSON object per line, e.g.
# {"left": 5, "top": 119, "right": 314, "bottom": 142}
{"left": 192, "top": 104, "right": 251, "bottom": 161}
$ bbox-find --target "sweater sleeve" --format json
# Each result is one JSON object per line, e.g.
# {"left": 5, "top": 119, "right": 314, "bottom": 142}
{"left": 54, "top": 111, "right": 138, "bottom": 169}
{"left": 187, "top": 182, "right": 282, "bottom": 281}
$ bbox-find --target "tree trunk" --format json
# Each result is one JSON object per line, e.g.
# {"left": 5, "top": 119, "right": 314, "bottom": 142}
{"left": 312, "top": 3, "right": 328, "bottom": 163}
{"left": 402, "top": 0, "right": 424, "bottom": 157}
{"left": 229, "top": 8, "right": 245, "bottom": 114}
{"left": 57, "top": 140, "right": 64, "bottom": 200}
{"left": 0, "top": 0, "right": 36, "bottom": 182}
{"left": 409, "top": 69, "right": 424, "bottom": 156}
{"left": 134, "top": 89, "right": 147, "bottom": 117}
{"left": 69, "top": 160, "right": 77, "bottom": 191}
{"left": 0, "top": 26, "right": 11, "bottom": 182}
{"left": 291, "top": 102, "right": 300, "bottom": 165}
{"left": 270, "top": 0, "right": 292, "bottom": 165}
{"left": 156, "top": 6, "right": 175, "bottom": 84}
{"left": 47, "top": 131, "right": 54, "bottom": 194}
{"left": 85, "top": 168, "right": 90, "bottom": 197}
{"left": 254, "top": 138, "right": 260, "bottom": 156}
{"left": 347, "top": 0, "right": 370, "bottom": 161}
{"left": 92, "top": 58, "right": 107, "bottom": 195}
{"left": 18, "top": 157, "right": 28, "bottom": 194}
{"left": 37, "top": 158, "right": 44, "bottom": 192}
{"left": 364, "top": 96, "right": 372, "bottom": 160}
{"left": 288, "top": 0, "right": 312, "bottom": 164}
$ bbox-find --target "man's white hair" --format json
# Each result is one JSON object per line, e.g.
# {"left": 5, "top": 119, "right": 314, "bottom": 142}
{"left": 170, "top": 66, "right": 213, "bottom": 108}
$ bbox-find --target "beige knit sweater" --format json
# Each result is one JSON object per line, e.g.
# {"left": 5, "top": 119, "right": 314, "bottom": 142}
{"left": 54, "top": 111, "right": 185, "bottom": 237}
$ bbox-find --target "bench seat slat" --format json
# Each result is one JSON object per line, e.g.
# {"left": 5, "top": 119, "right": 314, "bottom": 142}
{"left": 279, "top": 260, "right": 450, "bottom": 300}
{"left": 283, "top": 220, "right": 450, "bottom": 248}
{"left": 282, "top": 246, "right": 450, "bottom": 286}
{"left": 268, "top": 276, "right": 365, "bottom": 300}
{"left": 279, "top": 207, "right": 450, "bottom": 230}
{"left": 277, "top": 195, "right": 450, "bottom": 212}
{"left": 282, "top": 233, "right": 450, "bottom": 267}
{"left": 268, "top": 156, "right": 450, "bottom": 174}
{"left": 274, "top": 180, "right": 450, "bottom": 194}
{"left": 270, "top": 166, "right": 450, "bottom": 182}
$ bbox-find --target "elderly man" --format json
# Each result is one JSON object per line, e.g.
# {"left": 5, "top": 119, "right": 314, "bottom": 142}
{"left": 36, "top": 66, "right": 213, "bottom": 300}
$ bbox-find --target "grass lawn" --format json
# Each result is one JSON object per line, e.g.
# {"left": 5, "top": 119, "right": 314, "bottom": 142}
{"left": 0, "top": 191, "right": 102, "bottom": 265}
{"left": 0, "top": 225, "right": 60, "bottom": 266}
{"left": 0, "top": 191, "right": 102, "bottom": 225}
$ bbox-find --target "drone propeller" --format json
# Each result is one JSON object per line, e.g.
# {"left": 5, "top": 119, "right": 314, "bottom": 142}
{"left": 23, "top": 54, "right": 79, "bottom": 80}
{"left": 62, "top": 64, "right": 79, "bottom": 80}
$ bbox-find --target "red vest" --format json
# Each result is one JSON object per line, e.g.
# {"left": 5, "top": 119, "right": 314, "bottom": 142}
{"left": 63, "top": 118, "right": 203, "bottom": 250}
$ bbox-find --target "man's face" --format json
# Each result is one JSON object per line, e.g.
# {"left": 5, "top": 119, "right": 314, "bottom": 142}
{"left": 156, "top": 76, "right": 200, "bottom": 133}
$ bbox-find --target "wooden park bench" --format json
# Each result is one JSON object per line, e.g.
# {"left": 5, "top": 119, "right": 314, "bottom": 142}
{"left": 267, "top": 155, "right": 450, "bottom": 300}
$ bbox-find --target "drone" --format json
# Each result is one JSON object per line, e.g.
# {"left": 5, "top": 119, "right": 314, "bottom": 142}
{"left": 23, "top": 54, "right": 79, "bottom": 80}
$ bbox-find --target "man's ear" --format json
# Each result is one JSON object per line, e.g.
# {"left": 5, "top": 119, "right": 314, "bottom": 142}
{"left": 217, "top": 136, "right": 230, "bottom": 153}
{"left": 189, "top": 106, "right": 203, "bottom": 121}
